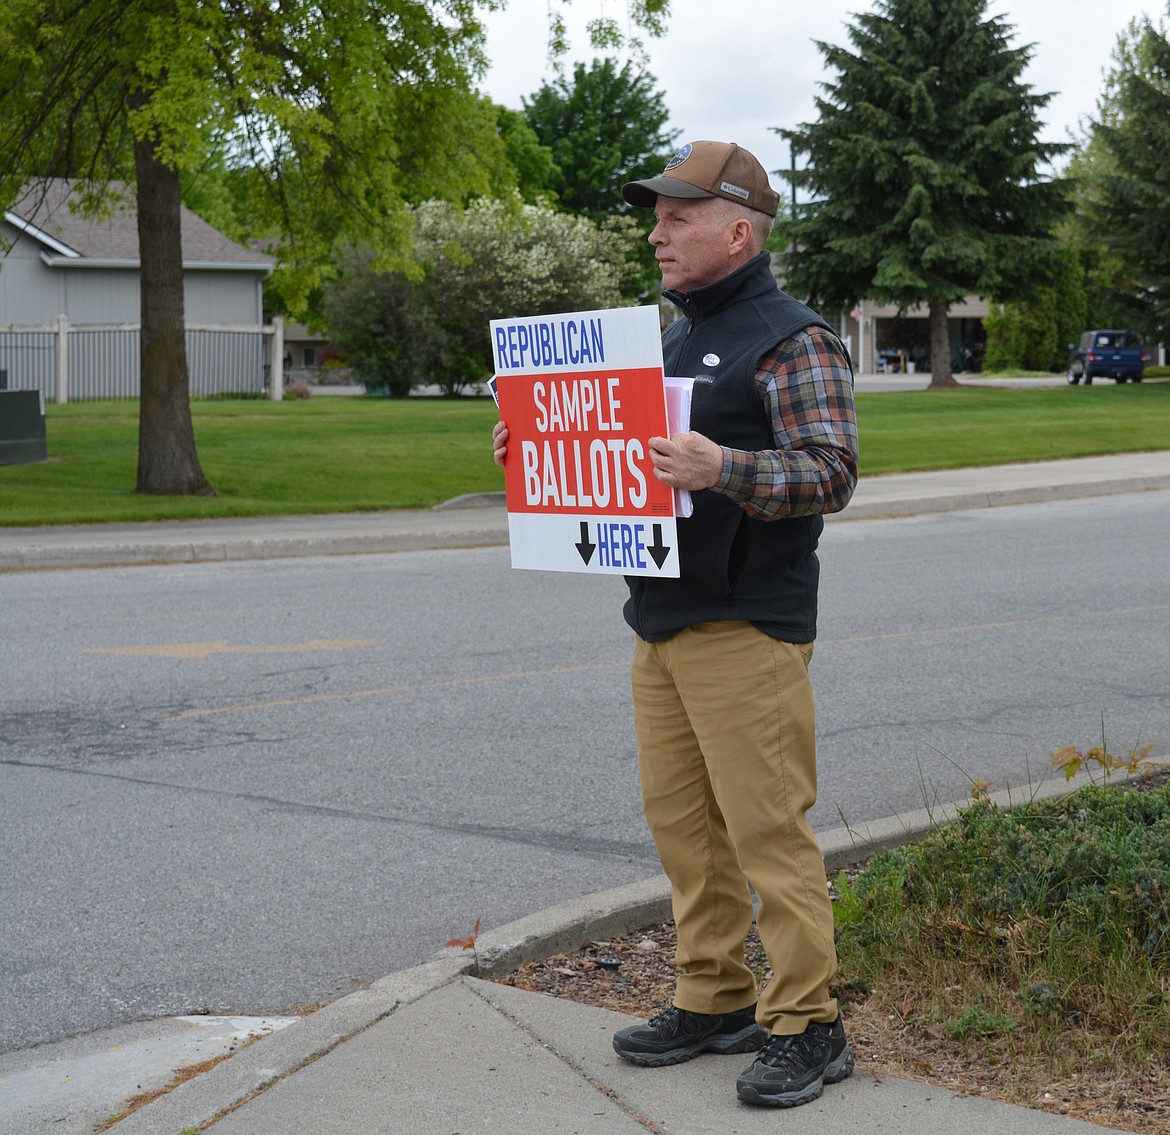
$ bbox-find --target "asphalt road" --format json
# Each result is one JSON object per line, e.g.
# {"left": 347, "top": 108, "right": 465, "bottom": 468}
{"left": 2, "top": 490, "right": 1167, "bottom": 1055}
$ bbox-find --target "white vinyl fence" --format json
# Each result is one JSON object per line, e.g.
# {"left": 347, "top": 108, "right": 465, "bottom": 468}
{"left": 0, "top": 315, "right": 285, "bottom": 402}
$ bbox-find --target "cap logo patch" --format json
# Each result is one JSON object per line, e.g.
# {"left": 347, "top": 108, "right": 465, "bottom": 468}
{"left": 664, "top": 144, "right": 692, "bottom": 172}
{"left": 720, "top": 181, "right": 749, "bottom": 201}
{"left": 703, "top": 353, "right": 721, "bottom": 367}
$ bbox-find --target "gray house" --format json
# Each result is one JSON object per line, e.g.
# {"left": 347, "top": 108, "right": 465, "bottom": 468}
{"left": 0, "top": 179, "right": 277, "bottom": 400}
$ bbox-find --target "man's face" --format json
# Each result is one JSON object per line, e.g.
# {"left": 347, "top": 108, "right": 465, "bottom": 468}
{"left": 648, "top": 196, "right": 737, "bottom": 293}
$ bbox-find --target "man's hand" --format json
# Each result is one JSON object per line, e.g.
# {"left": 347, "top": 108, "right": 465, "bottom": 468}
{"left": 648, "top": 432, "right": 722, "bottom": 491}
{"left": 492, "top": 420, "right": 509, "bottom": 468}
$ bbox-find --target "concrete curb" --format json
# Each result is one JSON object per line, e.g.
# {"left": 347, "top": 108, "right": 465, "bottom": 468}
{"left": 841, "top": 473, "right": 1170, "bottom": 521}
{"left": 106, "top": 957, "right": 475, "bottom": 1134}
{"left": 400, "top": 474, "right": 1170, "bottom": 522}
{"left": 110, "top": 769, "right": 1106, "bottom": 1132}
{"left": 0, "top": 518, "right": 512, "bottom": 572}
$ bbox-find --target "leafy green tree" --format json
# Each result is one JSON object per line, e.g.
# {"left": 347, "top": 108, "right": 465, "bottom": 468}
{"left": 1083, "top": 15, "right": 1170, "bottom": 339}
{"left": 522, "top": 58, "right": 680, "bottom": 296}
{"left": 523, "top": 58, "right": 678, "bottom": 221}
{"left": 0, "top": 0, "right": 507, "bottom": 495}
{"left": 0, "top": 1, "right": 671, "bottom": 496}
{"left": 326, "top": 196, "right": 641, "bottom": 396}
{"left": 777, "top": 0, "right": 1070, "bottom": 386}
{"left": 545, "top": 1, "right": 671, "bottom": 64}
{"left": 494, "top": 106, "right": 559, "bottom": 206}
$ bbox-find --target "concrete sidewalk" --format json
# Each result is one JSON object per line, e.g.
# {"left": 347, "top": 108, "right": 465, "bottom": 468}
{"left": 5, "top": 452, "right": 1163, "bottom": 1134}
{"left": 3, "top": 450, "right": 1169, "bottom": 571}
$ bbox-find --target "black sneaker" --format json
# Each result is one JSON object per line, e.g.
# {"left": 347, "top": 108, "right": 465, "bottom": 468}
{"left": 612, "top": 1004, "right": 765, "bottom": 1067}
{"left": 736, "top": 1016, "right": 855, "bottom": 1107}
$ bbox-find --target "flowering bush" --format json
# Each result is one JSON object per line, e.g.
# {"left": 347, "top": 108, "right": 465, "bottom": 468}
{"left": 326, "top": 194, "right": 642, "bottom": 396}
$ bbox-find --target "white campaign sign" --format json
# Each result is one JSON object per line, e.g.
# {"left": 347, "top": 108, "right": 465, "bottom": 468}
{"left": 491, "top": 305, "right": 680, "bottom": 577}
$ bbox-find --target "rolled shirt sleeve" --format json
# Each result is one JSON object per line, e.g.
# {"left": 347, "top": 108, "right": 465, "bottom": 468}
{"left": 712, "top": 325, "right": 859, "bottom": 519}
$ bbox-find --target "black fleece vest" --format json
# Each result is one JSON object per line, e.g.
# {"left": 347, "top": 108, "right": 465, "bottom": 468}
{"left": 623, "top": 253, "right": 834, "bottom": 643}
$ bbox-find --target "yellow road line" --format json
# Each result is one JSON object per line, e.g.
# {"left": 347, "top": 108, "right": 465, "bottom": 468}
{"left": 151, "top": 600, "right": 1169, "bottom": 719}
{"left": 171, "top": 660, "right": 626, "bottom": 719}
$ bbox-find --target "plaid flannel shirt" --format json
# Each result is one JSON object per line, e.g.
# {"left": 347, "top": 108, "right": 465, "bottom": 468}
{"left": 711, "top": 325, "right": 859, "bottom": 520}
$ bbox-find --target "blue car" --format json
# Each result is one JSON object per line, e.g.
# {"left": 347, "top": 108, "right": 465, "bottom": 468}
{"left": 1067, "top": 330, "right": 1148, "bottom": 385}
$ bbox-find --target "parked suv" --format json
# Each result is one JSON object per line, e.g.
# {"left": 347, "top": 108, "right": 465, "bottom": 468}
{"left": 1066, "top": 330, "right": 1147, "bottom": 384}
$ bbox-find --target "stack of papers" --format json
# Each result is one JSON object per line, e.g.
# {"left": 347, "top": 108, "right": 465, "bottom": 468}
{"left": 664, "top": 376, "right": 694, "bottom": 518}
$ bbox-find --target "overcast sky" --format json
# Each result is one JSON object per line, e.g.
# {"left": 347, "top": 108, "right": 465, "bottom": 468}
{"left": 480, "top": 0, "right": 1163, "bottom": 182}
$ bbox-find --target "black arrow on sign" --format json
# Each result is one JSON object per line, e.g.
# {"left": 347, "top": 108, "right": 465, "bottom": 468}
{"left": 575, "top": 521, "right": 596, "bottom": 565}
{"left": 647, "top": 523, "right": 672, "bottom": 569}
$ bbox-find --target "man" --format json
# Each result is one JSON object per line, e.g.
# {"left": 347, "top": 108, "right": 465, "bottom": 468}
{"left": 492, "top": 140, "right": 858, "bottom": 1109}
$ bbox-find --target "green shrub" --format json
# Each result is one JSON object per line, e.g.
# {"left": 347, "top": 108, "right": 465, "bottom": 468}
{"left": 842, "top": 783, "right": 1170, "bottom": 964}
{"left": 834, "top": 777, "right": 1170, "bottom": 1074}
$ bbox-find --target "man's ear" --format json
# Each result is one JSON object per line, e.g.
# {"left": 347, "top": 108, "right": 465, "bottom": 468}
{"left": 728, "top": 217, "right": 754, "bottom": 255}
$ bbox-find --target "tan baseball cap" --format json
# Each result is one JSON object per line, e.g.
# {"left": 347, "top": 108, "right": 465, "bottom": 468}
{"left": 622, "top": 141, "right": 780, "bottom": 217}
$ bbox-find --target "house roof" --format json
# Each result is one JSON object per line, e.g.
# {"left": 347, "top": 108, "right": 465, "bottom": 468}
{"left": 4, "top": 179, "right": 272, "bottom": 271}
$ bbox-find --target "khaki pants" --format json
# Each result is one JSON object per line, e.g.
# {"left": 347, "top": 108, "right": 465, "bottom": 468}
{"left": 631, "top": 621, "right": 838, "bottom": 1035}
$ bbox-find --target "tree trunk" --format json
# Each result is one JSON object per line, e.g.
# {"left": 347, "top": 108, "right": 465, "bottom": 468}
{"left": 134, "top": 132, "right": 215, "bottom": 496}
{"left": 927, "top": 297, "right": 959, "bottom": 389}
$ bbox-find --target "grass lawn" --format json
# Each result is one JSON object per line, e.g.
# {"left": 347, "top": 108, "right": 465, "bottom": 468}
{"left": 2, "top": 382, "right": 1168, "bottom": 526}
{"left": 857, "top": 381, "right": 1170, "bottom": 472}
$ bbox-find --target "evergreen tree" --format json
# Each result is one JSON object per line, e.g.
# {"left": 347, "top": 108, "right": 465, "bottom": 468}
{"left": 1086, "top": 16, "right": 1170, "bottom": 340}
{"left": 778, "top": 0, "right": 1069, "bottom": 386}
{"left": 1060, "top": 140, "right": 1145, "bottom": 333}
